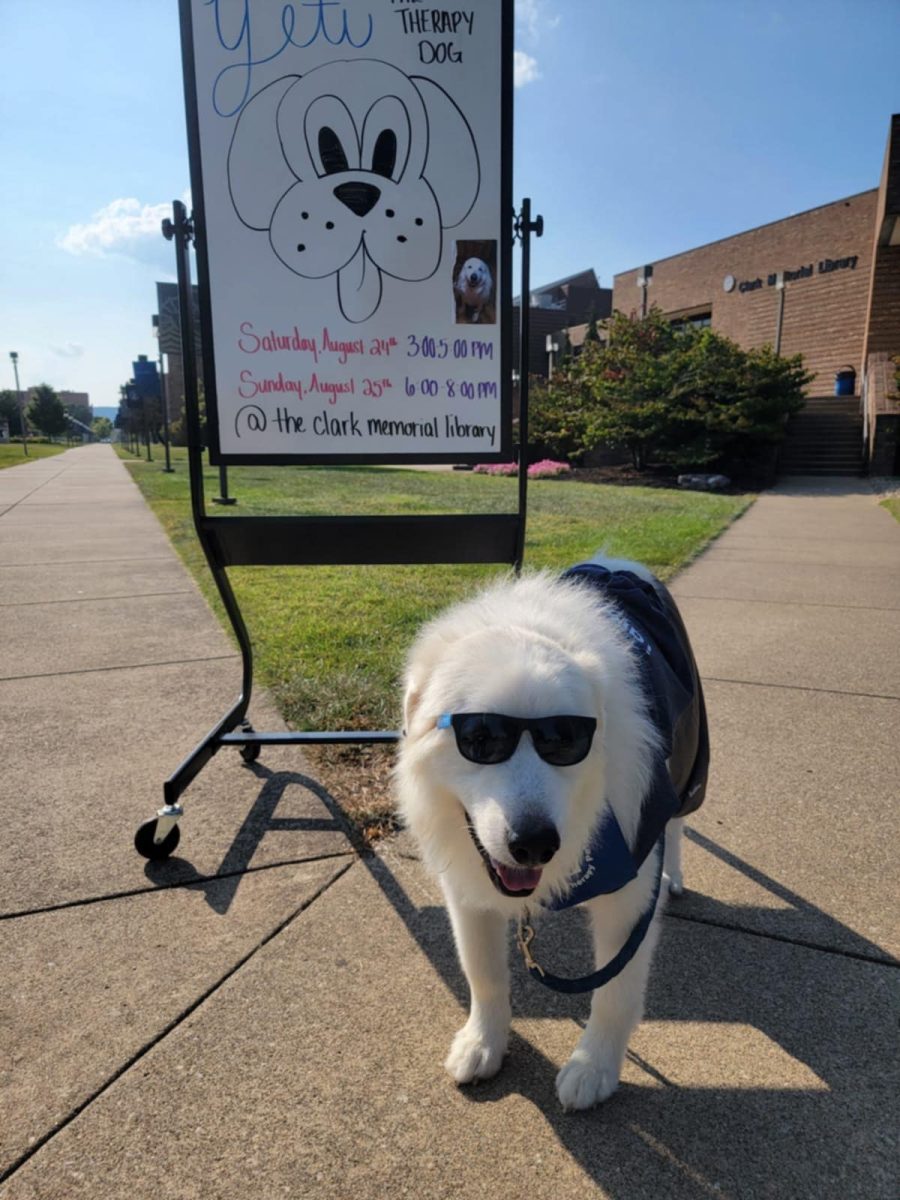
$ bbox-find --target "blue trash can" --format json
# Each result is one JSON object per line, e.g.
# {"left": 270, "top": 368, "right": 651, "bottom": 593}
{"left": 835, "top": 367, "right": 856, "bottom": 396}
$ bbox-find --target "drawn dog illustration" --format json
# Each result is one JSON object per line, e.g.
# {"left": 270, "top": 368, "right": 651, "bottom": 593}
{"left": 454, "top": 256, "right": 494, "bottom": 323}
{"left": 228, "top": 60, "right": 481, "bottom": 323}
{"left": 396, "top": 557, "right": 708, "bottom": 1110}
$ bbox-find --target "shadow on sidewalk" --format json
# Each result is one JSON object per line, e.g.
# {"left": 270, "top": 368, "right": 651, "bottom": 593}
{"left": 142, "top": 763, "right": 357, "bottom": 914}
{"left": 358, "top": 834, "right": 897, "bottom": 1198}
{"left": 139, "top": 764, "right": 895, "bottom": 1194}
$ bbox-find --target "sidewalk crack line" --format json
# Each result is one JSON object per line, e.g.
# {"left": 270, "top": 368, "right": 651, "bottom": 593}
{"left": 0, "top": 851, "right": 358, "bottom": 921}
{"left": 664, "top": 908, "right": 899, "bottom": 968}
{"left": 0, "top": 858, "right": 357, "bottom": 1185}
{"left": 702, "top": 676, "right": 900, "bottom": 702}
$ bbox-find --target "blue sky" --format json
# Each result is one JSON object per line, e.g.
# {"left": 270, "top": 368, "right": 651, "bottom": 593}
{"left": 2, "top": 0, "right": 897, "bottom": 409}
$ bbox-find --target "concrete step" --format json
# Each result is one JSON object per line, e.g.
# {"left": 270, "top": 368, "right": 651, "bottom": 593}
{"left": 803, "top": 398, "right": 860, "bottom": 407}
{"left": 781, "top": 442, "right": 863, "bottom": 454}
{"left": 789, "top": 417, "right": 863, "bottom": 428}
{"left": 779, "top": 463, "right": 864, "bottom": 473}
{"left": 780, "top": 446, "right": 863, "bottom": 457}
{"left": 781, "top": 443, "right": 864, "bottom": 454}
{"left": 783, "top": 428, "right": 862, "bottom": 438}
{"left": 779, "top": 449, "right": 864, "bottom": 467}
{"left": 803, "top": 395, "right": 860, "bottom": 409}
{"left": 778, "top": 458, "right": 864, "bottom": 470}
{"left": 797, "top": 409, "right": 861, "bottom": 421}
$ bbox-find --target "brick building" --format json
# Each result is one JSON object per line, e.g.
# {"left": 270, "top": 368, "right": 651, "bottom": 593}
{"left": 612, "top": 114, "right": 900, "bottom": 473}
{"left": 514, "top": 269, "right": 611, "bottom": 378}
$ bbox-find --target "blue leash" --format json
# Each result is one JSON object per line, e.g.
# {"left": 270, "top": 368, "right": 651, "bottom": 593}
{"left": 516, "top": 836, "right": 665, "bottom": 995}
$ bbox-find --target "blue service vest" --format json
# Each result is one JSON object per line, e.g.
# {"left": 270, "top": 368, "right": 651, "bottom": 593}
{"left": 543, "top": 564, "right": 709, "bottom": 911}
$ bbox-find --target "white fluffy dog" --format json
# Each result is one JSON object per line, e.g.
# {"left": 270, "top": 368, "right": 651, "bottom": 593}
{"left": 455, "top": 257, "right": 494, "bottom": 323}
{"left": 395, "top": 557, "right": 707, "bottom": 1110}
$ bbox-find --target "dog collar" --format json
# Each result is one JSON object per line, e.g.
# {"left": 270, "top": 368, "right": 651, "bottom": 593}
{"left": 515, "top": 835, "right": 665, "bottom": 994}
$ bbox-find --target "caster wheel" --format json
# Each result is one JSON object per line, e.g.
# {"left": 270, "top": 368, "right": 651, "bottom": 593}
{"left": 240, "top": 741, "right": 261, "bottom": 763}
{"left": 134, "top": 817, "right": 180, "bottom": 861}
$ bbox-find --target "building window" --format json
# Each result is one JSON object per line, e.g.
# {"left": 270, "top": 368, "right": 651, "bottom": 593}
{"left": 670, "top": 312, "right": 711, "bottom": 333}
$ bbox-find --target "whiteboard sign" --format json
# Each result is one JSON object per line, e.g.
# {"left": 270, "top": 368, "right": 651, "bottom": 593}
{"left": 179, "top": 0, "right": 513, "bottom": 465}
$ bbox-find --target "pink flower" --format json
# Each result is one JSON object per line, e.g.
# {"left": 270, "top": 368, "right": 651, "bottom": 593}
{"left": 472, "top": 460, "right": 572, "bottom": 478}
{"left": 472, "top": 462, "right": 518, "bottom": 476}
{"left": 527, "top": 459, "right": 571, "bottom": 479}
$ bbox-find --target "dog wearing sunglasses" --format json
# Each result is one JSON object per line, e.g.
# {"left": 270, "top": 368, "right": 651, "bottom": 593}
{"left": 396, "top": 555, "right": 708, "bottom": 1110}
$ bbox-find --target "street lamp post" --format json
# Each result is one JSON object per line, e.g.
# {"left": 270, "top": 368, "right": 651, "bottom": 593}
{"left": 152, "top": 315, "right": 175, "bottom": 473}
{"left": 545, "top": 333, "right": 559, "bottom": 380}
{"left": 637, "top": 264, "right": 653, "bottom": 318}
{"left": 774, "top": 272, "right": 786, "bottom": 357}
{"left": 9, "top": 351, "right": 28, "bottom": 456}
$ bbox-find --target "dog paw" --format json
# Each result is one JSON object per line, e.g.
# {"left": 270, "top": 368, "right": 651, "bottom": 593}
{"left": 444, "top": 1023, "right": 507, "bottom": 1084}
{"left": 556, "top": 1051, "right": 619, "bottom": 1111}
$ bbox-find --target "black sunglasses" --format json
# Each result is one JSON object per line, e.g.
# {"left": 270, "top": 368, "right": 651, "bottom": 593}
{"left": 437, "top": 712, "right": 597, "bottom": 766}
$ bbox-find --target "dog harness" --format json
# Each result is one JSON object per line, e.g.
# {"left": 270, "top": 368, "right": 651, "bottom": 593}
{"left": 517, "top": 563, "right": 709, "bottom": 993}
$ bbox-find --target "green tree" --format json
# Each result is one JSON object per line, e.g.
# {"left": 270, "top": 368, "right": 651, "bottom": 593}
{"left": 26, "top": 384, "right": 67, "bottom": 439}
{"left": 528, "top": 351, "right": 598, "bottom": 463}
{"left": 169, "top": 386, "right": 207, "bottom": 447}
{"left": 66, "top": 401, "right": 93, "bottom": 428}
{"left": 657, "top": 330, "right": 810, "bottom": 468}
{"left": 528, "top": 309, "right": 812, "bottom": 472}
{"left": 583, "top": 307, "right": 602, "bottom": 346}
{"left": 0, "top": 389, "right": 25, "bottom": 436}
{"left": 91, "top": 416, "right": 113, "bottom": 440}
{"left": 574, "top": 309, "right": 679, "bottom": 470}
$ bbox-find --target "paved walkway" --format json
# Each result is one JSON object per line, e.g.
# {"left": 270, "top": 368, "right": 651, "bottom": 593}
{"left": 1, "top": 446, "right": 897, "bottom": 1198}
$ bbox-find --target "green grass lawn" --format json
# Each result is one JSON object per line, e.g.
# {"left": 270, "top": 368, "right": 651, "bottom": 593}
{"left": 0, "top": 442, "right": 70, "bottom": 469}
{"left": 119, "top": 445, "right": 752, "bottom": 736}
{"left": 881, "top": 497, "right": 900, "bottom": 522}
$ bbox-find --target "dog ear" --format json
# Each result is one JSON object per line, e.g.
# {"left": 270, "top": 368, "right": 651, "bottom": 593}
{"left": 402, "top": 681, "right": 423, "bottom": 736}
{"left": 228, "top": 76, "right": 301, "bottom": 231}
{"left": 411, "top": 77, "right": 480, "bottom": 228}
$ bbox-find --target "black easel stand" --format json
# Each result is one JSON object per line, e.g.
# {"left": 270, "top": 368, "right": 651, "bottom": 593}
{"left": 212, "top": 465, "right": 236, "bottom": 505}
{"left": 134, "top": 199, "right": 542, "bottom": 860}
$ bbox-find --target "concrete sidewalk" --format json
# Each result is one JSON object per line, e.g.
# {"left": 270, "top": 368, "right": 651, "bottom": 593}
{"left": 1, "top": 448, "right": 898, "bottom": 1198}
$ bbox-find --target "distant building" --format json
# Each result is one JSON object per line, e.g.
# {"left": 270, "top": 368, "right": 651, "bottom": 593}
{"left": 611, "top": 113, "right": 900, "bottom": 473}
{"left": 155, "top": 282, "right": 204, "bottom": 423}
{"left": 58, "top": 391, "right": 91, "bottom": 414}
{"left": 514, "top": 268, "right": 612, "bottom": 379}
{"left": 24, "top": 388, "right": 92, "bottom": 428}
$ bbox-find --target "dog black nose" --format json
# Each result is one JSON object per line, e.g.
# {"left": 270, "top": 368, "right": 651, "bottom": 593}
{"left": 333, "top": 182, "right": 382, "bottom": 217}
{"left": 508, "top": 822, "right": 560, "bottom": 867}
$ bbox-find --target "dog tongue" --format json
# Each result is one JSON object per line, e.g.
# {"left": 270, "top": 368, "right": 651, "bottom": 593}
{"left": 338, "top": 244, "right": 383, "bottom": 323}
{"left": 493, "top": 860, "right": 542, "bottom": 892}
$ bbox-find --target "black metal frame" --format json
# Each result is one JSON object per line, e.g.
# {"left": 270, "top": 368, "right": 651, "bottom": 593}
{"left": 149, "top": 0, "right": 542, "bottom": 828}
{"left": 158, "top": 198, "right": 542, "bottom": 815}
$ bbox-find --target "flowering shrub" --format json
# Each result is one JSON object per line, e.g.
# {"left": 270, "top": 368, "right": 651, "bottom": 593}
{"left": 472, "top": 462, "right": 518, "bottom": 476}
{"left": 472, "top": 460, "right": 572, "bottom": 479}
{"left": 529, "top": 309, "right": 812, "bottom": 470}
{"left": 528, "top": 459, "right": 571, "bottom": 479}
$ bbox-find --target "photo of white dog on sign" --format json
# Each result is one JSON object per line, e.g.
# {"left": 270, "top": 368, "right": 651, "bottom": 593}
{"left": 396, "top": 555, "right": 708, "bottom": 1110}
{"left": 454, "top": 243, "right": 496, "bottom": 324}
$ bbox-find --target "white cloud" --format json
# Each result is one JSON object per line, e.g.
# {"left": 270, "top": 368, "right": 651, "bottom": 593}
{"left": 516, "top": 0, "right": 560, "bottom": 40}
{"left": 514, "top": 50, "right": 541, "bottom": 88}
{"left": 58, "top": 198, "right": 172, "bottom": 256}
{"left": 514, "top": 0, "right": 557, "bottom": 87}
{"left": 57, "top": 192, "right": 192, "bottom": 263}
{"left": 50, "top": 342, "right": 85, "bottom": 358}
{"left": 516, "top": 0, "right": 542, "bottom": 40}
